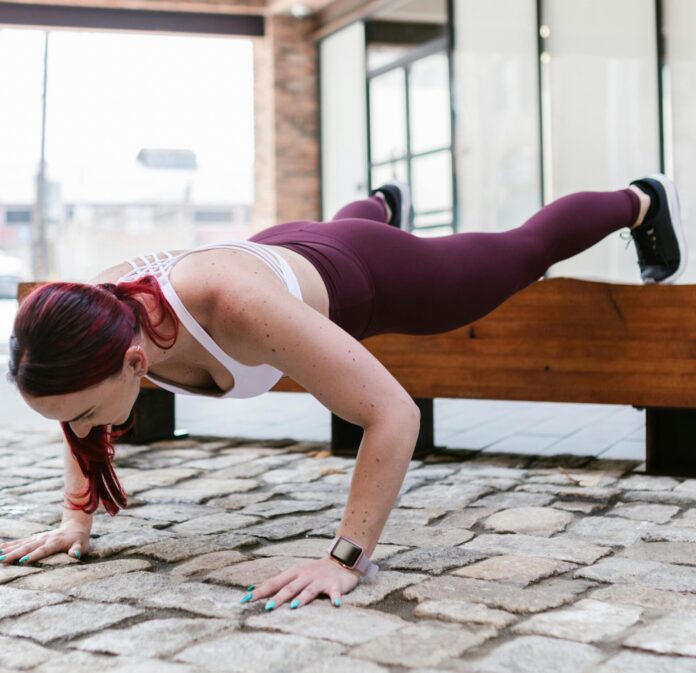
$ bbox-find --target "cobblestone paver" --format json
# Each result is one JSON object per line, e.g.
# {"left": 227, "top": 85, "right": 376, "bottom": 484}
{"left": 3, "top": 430, "right": 696, "bottom": 670}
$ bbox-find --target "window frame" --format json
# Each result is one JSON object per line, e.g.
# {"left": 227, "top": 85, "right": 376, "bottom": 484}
{"left": 364, "top": 3, "right": 457, "bottom": 235}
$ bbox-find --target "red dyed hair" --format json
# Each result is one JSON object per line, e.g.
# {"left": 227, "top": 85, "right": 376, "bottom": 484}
{"left": 9, "top": 275, "right": 178, "bottom": 516}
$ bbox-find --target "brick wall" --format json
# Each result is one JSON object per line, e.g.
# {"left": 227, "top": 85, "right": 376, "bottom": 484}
{"left": 252, "top": 14, "right": 320, "bottom": 233}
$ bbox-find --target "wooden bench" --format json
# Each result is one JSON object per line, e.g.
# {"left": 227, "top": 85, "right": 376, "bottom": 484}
{"left": 19, "top": 278, "right": 696, "bottom": 476}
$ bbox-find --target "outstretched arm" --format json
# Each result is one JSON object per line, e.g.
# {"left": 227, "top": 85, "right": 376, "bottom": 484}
{"left": 212, "top": 272, "right": 420, "bottom": 608}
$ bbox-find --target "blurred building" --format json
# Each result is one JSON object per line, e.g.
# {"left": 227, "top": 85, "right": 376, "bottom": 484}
{"left": 0, "top": 200, "right": 251, "bottom": 281}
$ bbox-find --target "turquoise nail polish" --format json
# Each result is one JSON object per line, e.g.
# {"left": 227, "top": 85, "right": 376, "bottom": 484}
{"left": 74, "top": 550, "right": 81, "bottom": 559}
{"left": 18, "top": 555, "right": 29, "bottom": 564}
{"left": 246, "top": 584, "right": 255, "bottom": 591}
{"left": 240, "top": 593, "right": 253, "bottom": 604}
{"left": 0, "top": 555, "right": 5, "bottom": 561}
{"left": 333, "top": 598, "right": 342, "bottom": 607}
{"left": 290, "top": 599, "right": 300, "bottom": 609}
{"left": 265, "top": 600, "right": 276, "bottom": 611}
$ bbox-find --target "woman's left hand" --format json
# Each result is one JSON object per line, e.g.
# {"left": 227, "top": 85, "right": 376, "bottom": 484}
{"left": 242, "top": 557, "right": 360, "bottom": 610}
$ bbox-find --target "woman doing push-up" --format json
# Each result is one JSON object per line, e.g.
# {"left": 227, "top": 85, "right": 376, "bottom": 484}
{"left": 3, "top": 173, "right": 687, "bottom": 609}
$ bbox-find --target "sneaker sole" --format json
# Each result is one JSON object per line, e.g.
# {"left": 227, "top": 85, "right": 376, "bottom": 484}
{"left": 646, "top": 173, "right": 688, "bottom": 284}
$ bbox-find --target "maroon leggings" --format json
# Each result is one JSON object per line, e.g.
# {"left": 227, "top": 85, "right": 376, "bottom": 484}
{"left": 249, "top": 189, "right": 641, "bottom": 341}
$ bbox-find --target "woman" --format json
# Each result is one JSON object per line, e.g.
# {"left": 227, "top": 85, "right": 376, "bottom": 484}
{"left": 2, "top": 174, "right": 686, "bottom": 611}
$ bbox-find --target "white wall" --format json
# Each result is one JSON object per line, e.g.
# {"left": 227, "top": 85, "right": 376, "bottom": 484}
{"left": 320, "top": 23, "right": 368, "bottom": 221}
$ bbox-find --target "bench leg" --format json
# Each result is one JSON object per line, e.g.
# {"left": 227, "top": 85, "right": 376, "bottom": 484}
{"left": 646, "top": 407, "right": 696, "bottom": 477}
{"left": 331, "top": 398, "right": 435, "bottom": 459}
{"left": 114, "top": 388, "right": 178, "bottom": 444}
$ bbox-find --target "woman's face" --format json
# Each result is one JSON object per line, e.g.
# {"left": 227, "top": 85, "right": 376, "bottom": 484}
{"left": 22, "top": 361, "right": 143, "bottom": 438}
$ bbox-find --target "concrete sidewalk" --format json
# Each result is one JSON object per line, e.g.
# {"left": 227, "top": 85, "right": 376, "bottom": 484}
{"left": 1, "top": 428, "right": 696, "bottom": 672}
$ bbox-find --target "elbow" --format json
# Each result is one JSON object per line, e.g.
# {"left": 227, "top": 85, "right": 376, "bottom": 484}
{"left": 363, "top": 396, "right": 421, "bottom": 433}
{"left": 395, "top": 399, "right": 421, "bottom": 433}
{"left": 407, "top": 402, "right": 421, "bottom": 427}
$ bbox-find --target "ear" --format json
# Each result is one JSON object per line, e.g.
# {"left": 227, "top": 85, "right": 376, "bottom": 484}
{"left": 123, "top": 344, "right": 148, "bottom": 377}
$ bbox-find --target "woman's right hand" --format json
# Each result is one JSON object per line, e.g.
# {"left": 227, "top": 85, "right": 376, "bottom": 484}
{"left": 0, "top": 516, "right": 91, "bottom": 565}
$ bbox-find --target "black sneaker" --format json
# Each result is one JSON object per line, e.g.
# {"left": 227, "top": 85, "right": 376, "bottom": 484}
{"left": 371, "top": 181, "right": 412, "bottom": 229}
{"left": 625, "top": 174, "right": 687, "bottom": 284}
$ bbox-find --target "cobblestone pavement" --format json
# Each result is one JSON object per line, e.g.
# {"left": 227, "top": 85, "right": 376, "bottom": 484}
{"left": 3, "top": 428, "right": 696, "bottom": 672}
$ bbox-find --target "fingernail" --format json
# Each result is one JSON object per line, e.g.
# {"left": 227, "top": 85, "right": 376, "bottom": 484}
{"left": 290, "top": 599, "right": 300, "bottom": 609}
{"left": 240, "top": 593, "right": 253, "bottom": 604}
{"left": 246, "top": 584, "right": 255, "bottom": 591}
{"left": 334, "top": 598, "right": 342, "bottom": 607}
{"left": 0, "top": 555, "right": 5, "bottom": 561}
{"left": 74, "top": 550, "right": 81, "bottom": 559}
{"left": 264, "top": 600, "right": 276, "bottom": 611}
{"left": 18, "top": 555, "right": 29, "bottom": 564}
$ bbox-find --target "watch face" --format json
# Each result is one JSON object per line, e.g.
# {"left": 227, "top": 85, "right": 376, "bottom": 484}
{"left": 331, "top": 538, "right": 362, "bottom": 567}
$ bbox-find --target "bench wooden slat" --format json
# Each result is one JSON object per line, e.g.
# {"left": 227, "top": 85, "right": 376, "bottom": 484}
{"left": 274, "top": 278, "right": 696, "bottom": 409}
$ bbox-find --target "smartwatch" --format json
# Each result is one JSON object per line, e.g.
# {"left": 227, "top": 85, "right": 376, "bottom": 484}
{"left": 326, "top": 536, "right": 379, "bottom": 580}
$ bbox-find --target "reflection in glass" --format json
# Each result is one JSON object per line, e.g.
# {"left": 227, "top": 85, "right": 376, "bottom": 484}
{"left": 414, "top": 211, "right": 451, "bottom": 228}
{"left": 366, "top": 0, "right": 447, "bottom": 72}
{"left": 369, "top": 70, "right": 407, "bottom": 164}
{"left": 545, "top": 0, "right": 658, "bottom": 198}
{"left": 410, "top": 52, "right": 451, "bottom": 154}
{"left": 371, "top": 161, "right": 408, "bottom": 188}
{"left": 413, "top": 225, "right": 452, "bottom": 238}
{"left": 664, "top": 0, "right": 696, "bottom": 283}
{"left": 367, "top": 44, "right": 411, "bottom": 72}
{"left": 544, "top": 0, "right": 659, "bottom": 282}
{"left": 453, "top": 0, "right": 541, "bottom": 235}
{"left": 412, "top": 150, "right": 452, "bottom": 216}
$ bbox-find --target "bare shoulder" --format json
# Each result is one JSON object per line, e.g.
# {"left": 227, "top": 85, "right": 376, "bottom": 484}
{"left": 167, "top": 248, "right": 279, "bottom": 329}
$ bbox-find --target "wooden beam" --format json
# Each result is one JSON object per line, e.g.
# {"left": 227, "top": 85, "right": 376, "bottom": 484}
{"left": 0, "top": 0, "right": 264, "bottom": 15}
{"left": 267, "top": 0, "right": 331, "bottom": 16}
{"left": 313, "top": 0, "right": 379, "bottom": 40}
{"left": 0, "top": 1, "right": 264, "bottom": 33}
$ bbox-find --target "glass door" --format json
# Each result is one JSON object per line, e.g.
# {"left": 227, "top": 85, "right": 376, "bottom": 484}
{"left": 366, "top": 0, "right": 454, "bottom": 236}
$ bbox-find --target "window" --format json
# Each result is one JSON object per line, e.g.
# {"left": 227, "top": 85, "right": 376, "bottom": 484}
{"left": 0, "top": 28, "right": 254, "bottom": 281}
{"left": 366, "top": 0, "right": 454, "bottom": 236}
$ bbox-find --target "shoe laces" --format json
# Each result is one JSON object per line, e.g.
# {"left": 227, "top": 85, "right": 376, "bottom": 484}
{"left": 621, "top": 222, "right": 664, "bottom": 263}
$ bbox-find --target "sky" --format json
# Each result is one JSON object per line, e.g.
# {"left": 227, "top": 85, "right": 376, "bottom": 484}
{"left": 0, "top": 27, "right": 254, "bottom": 205}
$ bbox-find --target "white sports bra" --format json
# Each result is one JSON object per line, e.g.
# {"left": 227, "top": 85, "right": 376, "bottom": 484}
{"left": 117, "top": 241, "right": 303, "bottom": 399}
